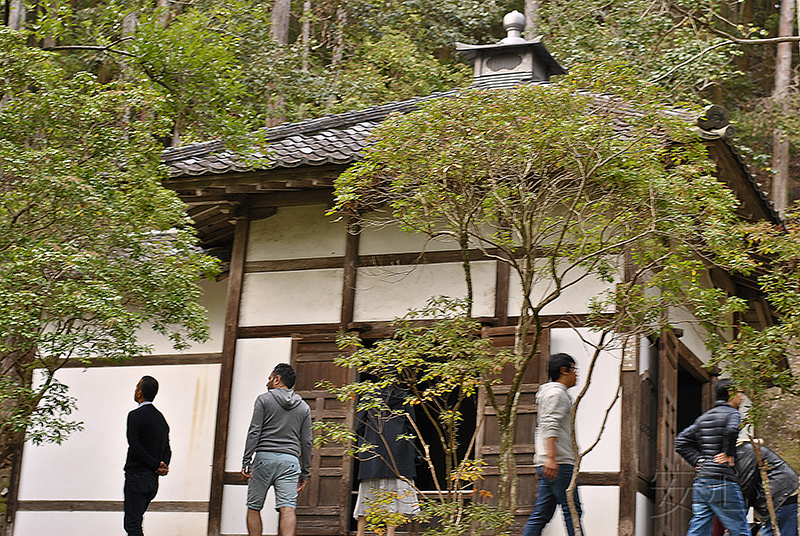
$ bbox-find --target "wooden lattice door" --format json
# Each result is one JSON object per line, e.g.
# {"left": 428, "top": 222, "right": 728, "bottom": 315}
{"left": 476, "top": 326, "right": 550, "bottom": 532}
{"left": 654, "top": 330, "right": 693, "bottom": 536}
{"left": 291, "top": 334, "right": 355, "bottom": 535}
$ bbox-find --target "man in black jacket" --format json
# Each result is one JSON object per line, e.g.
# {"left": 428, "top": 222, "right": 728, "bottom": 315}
{"left": 675, "top": 379, "right": 750, "bottom": 536}
{"left": 124, "top": 375, "right": 171, "bottom": 536}
{"left": 735, "top": 440, "right": 798, "bottom": 536}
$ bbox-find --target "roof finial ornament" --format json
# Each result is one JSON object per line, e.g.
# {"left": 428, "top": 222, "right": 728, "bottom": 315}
{"left": 500, "top": 11, "right": 527, "bottom": 44}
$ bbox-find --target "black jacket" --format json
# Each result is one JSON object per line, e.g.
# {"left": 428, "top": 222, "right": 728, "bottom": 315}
{"left": 736, "top": 443, "right": 798, "bottom": 518}
{"left": 356, "top": 387, "right": 417, "bottom": 481}
{"left": 675, "top": 401, "right": 740, "bottom": 482}
{"left": 124, "top": 403, "right": 171, "bottom": 475}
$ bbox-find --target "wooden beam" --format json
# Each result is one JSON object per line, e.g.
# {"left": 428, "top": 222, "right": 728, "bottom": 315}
{"left": 60, "top": 353, "right": 223, "bottom": 368}
{"left": 238, "top": 323, "right": 342, "bottom": 339}
{"left": 246, "top": 257, "right": 345, "bottom": 273}
{"left": 208, "top": 217, "right": 249, "bottom": 536}
{"left": 247, "top": 189, "right": 333, "bottom": 209}
{"left": 17, "top": 500, "right": 208, "bottom": 512}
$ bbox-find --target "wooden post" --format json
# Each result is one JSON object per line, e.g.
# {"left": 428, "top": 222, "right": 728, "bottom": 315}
{"left": 618, "top": 250, "right": 639, "bottom": 535}
{"left": 341, "top": 218, "right": 360, "bottom": 332}
{"left": 618, "top": 345, "right": 639, "bottom": 536}
{"left": 207, "top": 215, "right": 250, "bottom": 536}
{"left": 4, "top": 438, "right": 25, "bottom": 536}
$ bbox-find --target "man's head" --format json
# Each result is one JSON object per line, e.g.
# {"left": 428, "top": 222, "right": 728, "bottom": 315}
{"left": 548, "top": 353, "right": 577, "bottom": 387}
{"left": 716, "top": 378, "right": 743, "bottom": 409}
{"left": 268, "top": 363, "right": 296, "bottom": 390}
{"left": 135, "top": 376, "right": 159, "bottom": 403}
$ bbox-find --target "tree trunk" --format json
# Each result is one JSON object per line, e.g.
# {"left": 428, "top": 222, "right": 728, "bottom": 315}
{"left": 752, "top": 440, "right": 782, "bottom": 536}
{"left": 270, "top": 0, "right": 290, "bottom": 45}
{"left": 326, "top": 1, "right": 347, "bottom": 110}
{"left": 265, "top": 0, "right": 291, "bottom": 126}
{"left": 155, "top": 0, "right": 169, "bottom": 27}
{"left": 301, "top": 0, "right": 311, "bottom": 72}
{"left": 771, "top": 0, "right": 794, "bottom": 215}
{"left": 7, "top": 0, "right": 26, "bottom": 29}
{"left": 524, "top": 0, "right": 539, "bottom": 38}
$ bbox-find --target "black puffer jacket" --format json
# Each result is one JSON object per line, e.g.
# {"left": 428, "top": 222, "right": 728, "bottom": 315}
{"left": 736, "top": 443, "right": 798, "bottom": 518}
{"left": 675, "top": 401, "right": 741, "bottom": 482}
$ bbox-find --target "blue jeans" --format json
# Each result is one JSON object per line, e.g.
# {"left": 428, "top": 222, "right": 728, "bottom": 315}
{"left": 522, "top": 464, "right": 584, "bottom": 536}
{"left": 759, "top": 501, "right": 798, "bottom": 536}
{"left": 686, "top": 479, "right": 750, "bottom": 536}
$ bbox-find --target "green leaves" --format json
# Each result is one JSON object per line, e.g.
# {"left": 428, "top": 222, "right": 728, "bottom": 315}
{"left": 0, "top": 29, "right": 218, "bottom": 459}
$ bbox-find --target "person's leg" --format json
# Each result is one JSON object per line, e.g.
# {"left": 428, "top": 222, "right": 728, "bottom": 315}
{"left": 779, "top": 501, "right": 798, "bottom": 536}
{"left": 246, "top": 508, "right": 263, "bottom": 536}
{"left": 686, "top": 481, "right": 717, "bottom": 536}
{"left": 706, "top": 481, "right": 750, "bottom": 536}
{"left": 356, "top": 516, "right": 367, "bottom": 536}
{"left": 123, "top": 473, "right": 158, "bottom": 536}
{"left": 549, "top": 465, "right": 583, "bottom": 536}
{"left": 386, "top": 525, "right": 396, "bottom": 536}
{"left": 278, "top": 506, "right": 297, "bottom": 536}
{"left": 522, "top": 467, "right": 559, "bottom": 536}
{"left": 246, "top": 452, "right": 276, "bottom": 536}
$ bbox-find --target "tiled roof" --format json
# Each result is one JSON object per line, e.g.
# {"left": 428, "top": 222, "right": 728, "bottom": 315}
{"left": 163, "top": 91, "right": 459, "bottom": 177}
{"left": 162, "top": 89, "right": 779, "bottom": 225}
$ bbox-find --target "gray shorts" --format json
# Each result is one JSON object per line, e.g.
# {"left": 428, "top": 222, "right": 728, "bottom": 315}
{"left": 246, "top": 451, "right": 301, "bottom": 511}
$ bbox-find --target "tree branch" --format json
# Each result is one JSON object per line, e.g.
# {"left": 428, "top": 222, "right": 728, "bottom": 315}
{"left": 42, "top": 37, "right": 135, "bottom": 57}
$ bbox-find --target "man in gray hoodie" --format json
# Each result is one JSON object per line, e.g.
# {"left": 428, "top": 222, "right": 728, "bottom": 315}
{"left": 522, "top": 352, "right": 583, "bottom": 536}
{"left": 242, "top": 363, "right": 312, "bottom": 536}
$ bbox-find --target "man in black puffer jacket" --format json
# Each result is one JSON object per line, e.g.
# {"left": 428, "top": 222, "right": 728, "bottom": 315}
{"left": 735, "top": 440, "right": 798, "bottom": 536}
{"left": 675, "top": 379, "right": 750, "bottom": 536}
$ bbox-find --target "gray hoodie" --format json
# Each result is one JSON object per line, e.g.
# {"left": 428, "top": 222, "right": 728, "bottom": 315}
{"left": 533, "top": 381, "right": 576, "bottom": 466}
{"left": 242, "top": 388, "right": 312, "bottom": 479}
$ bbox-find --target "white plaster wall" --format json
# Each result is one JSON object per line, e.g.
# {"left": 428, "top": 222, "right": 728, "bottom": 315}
{"left": 353, "top": 261, "right": 495, "bottom": 321}
{"left": 539, "top": 486, "right": 620, "bottom": 536}
{"left": 549, "top": 328, "right": 621, "bottom": 473}
{"left": 239, "top": 269, "right": 344, "bottom": 326}
{"left": 13, "top": 511, "right": 208, "bottom": 536}
{"left": 221, "top": 484, "right": 279, "bottom": 536}
{"left": 221, "top": 338, "right": 292, "bottom": 536}
{"left": 136, "top": 277, "right": 228, "bottom": 355}
{"left": 225, "top": 338, "right": 293, "bottom": 472}
{"left": 508, "top": 263, "right": 617, "bottom": 318}
{"left": 247, "top": 204, "right": 347, "bottom": 261}
{"left": 668, "top": 305, "right": 711, "bottom": 364}
{"left": 18, "top": 364, "right": 219, "bottom": 502}
{"left": 635, "top": 492, "right": 655, "bottom": 536}
{"left": 358, "top": 214, "right": 465, "bottom": 255}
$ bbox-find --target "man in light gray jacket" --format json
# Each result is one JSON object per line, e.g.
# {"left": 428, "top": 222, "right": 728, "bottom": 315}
{"left": 242, "top": 363, "right": 312, "bottom": 536}
{"left": 522, "top": 352, "right": 583, "bottom": 536}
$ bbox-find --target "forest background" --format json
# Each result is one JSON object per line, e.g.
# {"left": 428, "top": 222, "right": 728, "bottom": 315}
{"left": 1, "top": 0, "right": 800, "bottom": 527}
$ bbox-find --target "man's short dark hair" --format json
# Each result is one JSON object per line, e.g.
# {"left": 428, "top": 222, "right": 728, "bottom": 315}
{"left": 273, "top": 363, "right": 296, "bottom": 389}
{"left": 139, "top": 376, "right": 159, "bottom": 401}
{"left": 548, "top": 353, "right": 576, "bottom": 382}
{"left": 716, "top": 378, "right": 735, "bottom": 401}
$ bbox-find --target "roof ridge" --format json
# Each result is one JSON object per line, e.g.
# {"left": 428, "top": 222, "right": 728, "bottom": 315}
{"left": 259, "top": 90, "right": 461, "bottom": 142}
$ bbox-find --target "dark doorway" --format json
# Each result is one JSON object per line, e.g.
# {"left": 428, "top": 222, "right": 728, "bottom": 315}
{"left": 349, "top": 373, "right": 478, "bottom": 531}
{"left": 676, "top": 365, "right": 705, "bottom": 433}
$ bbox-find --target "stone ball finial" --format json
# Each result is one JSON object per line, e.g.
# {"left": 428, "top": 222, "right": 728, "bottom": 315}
{"left": 501, "top": 11, "right": 527, "bottom": 43}
{"left": 503, "top": 10, "right": 526, "bottom": 32}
